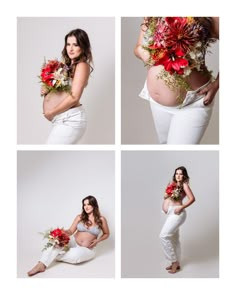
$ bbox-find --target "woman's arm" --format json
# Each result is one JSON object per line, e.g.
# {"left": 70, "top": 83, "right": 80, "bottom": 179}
{"left": 134, "top": 18, "right": 150, "bottom": 63}
{"left": 174, "top": 182, "right": 195, "bottom": 214}
{"left": 88, "top": 216, "right": 110, "bottom": 249}
{"left": 44, "top": 62, "right": 90, "bottom": 121}
{"left": 63, "top": 214, "right": 81, "bottom": 236}
{"left": 198, "top": 17, "right": 219, "bottom": 105}
{"left": 182, "top": 182, "right": 196, "bottom": 209}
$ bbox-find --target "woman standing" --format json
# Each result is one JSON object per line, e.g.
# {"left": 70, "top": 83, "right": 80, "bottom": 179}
{"left": 160, "top": 167, "right": 195, "bottom": 273}
{"left": 134, "top": 17, "right": 219, "bottom": 144}
{"left": 42, "top": 28, "right": 93, "bottom": 144}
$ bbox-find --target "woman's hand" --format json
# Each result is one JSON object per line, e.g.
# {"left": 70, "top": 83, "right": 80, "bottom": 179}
{"left": 198, "top": 78, "right": 219, "bottom": 106}
{"left": 61, "top": 228, "right": 72, "bottom": 236}
{"left": 88, "top": 239, "right": 98, "bottom": 249}
{"left": 40, "top": 86, "right": 49, "bottom": 96}
{"left": 174, "top": 206, "right": 184, "bottom": 215}
{"left": 43, "top": 110, "right": 54, "bottom": 121}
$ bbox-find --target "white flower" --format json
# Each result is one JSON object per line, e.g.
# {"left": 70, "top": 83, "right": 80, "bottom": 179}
{"left": 189, "top": 51, "right": 196, "bottom": 59}
{"left": 183, "top": 67, "right": 192, "bottom": 77}
{"left": 195, "top": 41, "right": 202, "bottom": 48}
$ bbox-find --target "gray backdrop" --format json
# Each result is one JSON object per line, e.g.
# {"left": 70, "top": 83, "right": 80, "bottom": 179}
{"left": 121, "top": 151, "right": 219, "bottom": 278}
{"left": 17, "top": 17, "right": 115, "bottom": 144}
{"left": 121, "top": 17, "right": 219, "bottom": 144}
{"left": 17, "top": 151, "right": 115, "bottom": 278}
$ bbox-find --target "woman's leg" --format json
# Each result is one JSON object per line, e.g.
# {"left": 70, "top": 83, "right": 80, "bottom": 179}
{"left": 46, "top": 124, "right": 86, "bottom": 144}
{"left": 56, "top": 245, "right": 96, "bottom": 264}
{"left": 46, "top": 107, "right": 87, "bottom": 144}
{"left": 27, "top": 247, "right": 63, "bottom": 276}
{"left": 149, "top": 100, "right": 173, "bottom": 144}
{"left": 39, "top": 247, "right": 64, "bottom": 267}
{"left": 159, "top": 209, "right": 186, "bottom": 264}
{"left": 27, "top": 236, "right": 78, "bottom": 276}
{"left": 167, "top": 99, "right": 214, "bottom": 144}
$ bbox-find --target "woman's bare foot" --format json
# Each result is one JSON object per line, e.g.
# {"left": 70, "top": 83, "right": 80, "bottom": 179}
{"left": 166, "top": 264, "right": 180, "bottom": 271}
{"left": 27, "top": 262, "right": 46, "bottom": 276}
{"left": 168, "top": 261, "right": 180, "bottom": 274}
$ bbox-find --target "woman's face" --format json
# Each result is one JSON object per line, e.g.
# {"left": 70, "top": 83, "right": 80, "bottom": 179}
{"left": 83, "top": 199, "right": 94, "bottom": 214}
{"left": 66, "top": 36, "right": 82, "bottom": 62}
{"left": 175, "top": 169, "right": 184, "bottom": 182}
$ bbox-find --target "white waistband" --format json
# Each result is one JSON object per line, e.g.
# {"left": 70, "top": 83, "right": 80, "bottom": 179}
{"left": 53, "top": 105, "right": 85, "bottom": 120}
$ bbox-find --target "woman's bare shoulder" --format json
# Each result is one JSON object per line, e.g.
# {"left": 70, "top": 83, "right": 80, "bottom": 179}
{"left": 74, "top": 62, "right": 90, "bottom": 78}
{"left": 183, "top": 182, "right": 190, "bottom": 189}
{"left": 75, "top": 62, "right": 90, "bottom": 70}
{"left": 75, "top": 214, "right": 82, "bottom": 221}
{"left": 100, "top": 216, "right": 107, "bottom": 221}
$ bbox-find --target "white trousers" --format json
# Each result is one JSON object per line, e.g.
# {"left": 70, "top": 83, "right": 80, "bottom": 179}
{"left": 140, "top": 81, "right": 214, "bottom": 144}
{"left": 159, "top": 206, "right": 186, "bottom": 263}
{"left": 39, "top": 236, "right": 96, "bottom": 267}
{"left": 46, "top": 106, "right": 87, "bottom": 144}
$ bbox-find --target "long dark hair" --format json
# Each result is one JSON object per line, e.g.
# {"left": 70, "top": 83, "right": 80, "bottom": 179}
{"left": 62, "top": 28, "right": 93, "bottom": 78}
{"left": 172, "top": 166, "right": 190, "bottom": 184}
{"left": 80, "top": 195, "right": 102, "bottom": 228}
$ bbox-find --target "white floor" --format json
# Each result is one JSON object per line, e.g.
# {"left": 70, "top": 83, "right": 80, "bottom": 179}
{"left": 18, "top": 239, "right": 115, "bottom": 278}
{"left": 122, "top": 238, "right": 219, "bottom": 278}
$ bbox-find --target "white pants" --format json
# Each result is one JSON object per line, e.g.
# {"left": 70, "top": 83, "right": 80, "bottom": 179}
{"left": 159, "top": 206, "right": 186, "bottom": 263}
{"left": 40, "top": 236, "right": 96, "bottom": 267}
{"left": 46, "top": 106, "right": 87, "bottom": 144}
{"left": 140, "top": 81, "right": 214, "bottom": 144}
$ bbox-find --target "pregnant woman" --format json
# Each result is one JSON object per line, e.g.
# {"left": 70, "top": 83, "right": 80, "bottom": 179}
{"left": 134, "top": 17, "right": 219, "bottom": 144}
{"left": 42, "top": 28, "right": 93, "bottom": 144}
{"left": 160, "top": 167, "right": 195, "bottom": 273}
{"left": 27, "top": 196, "right": 110, "bottom": 276}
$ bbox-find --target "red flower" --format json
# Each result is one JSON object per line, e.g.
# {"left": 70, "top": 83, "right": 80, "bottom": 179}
{"left": 42, "top": 227, "right": 70, "bottom": 252}
{"left": 50, "top": 228, "right": 63, "bottom": 238}
{"left": 164, "top": 17, "right": 201, "bottom": 52}
{"left": 39, "top": 59, "right": 70, "bottom": 94}
{"left": 158, "top": 48, "right": 188, "bottom": 75}
{"left": 40, "top": 60, "right": 64, "bottom": 86}
{"left": 165, "top": 17, "right": 187, "bottom": 26}
{"left": 165, "top": 182, "right": 177, "bottom": 195}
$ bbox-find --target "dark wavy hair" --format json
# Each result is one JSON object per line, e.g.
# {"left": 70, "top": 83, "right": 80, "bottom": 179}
{"left": 142, "top": 17, "right": 216, "bottom": 42}
{"left": 172, "top": 166, "right": 190, "bottom": 184}
{"left": 62, "top": 28, "right": 93, "bottom": 78}
{"left": 80, "top": 195, "right": 102, "bottom": 228}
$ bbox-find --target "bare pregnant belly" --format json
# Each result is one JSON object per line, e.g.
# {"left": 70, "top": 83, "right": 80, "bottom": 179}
{"left": 74, "top": 231, "right": 96, "bottom": 248}
{"left": 147, "top": 66, "right": 211, "bottom": 106}
{"left": 162, "top": 199, "right": 183, "bottom": 213}
{"left": 43, "top": 92, "right": 69, "bottom": 113}
{"left": 43, "top": 91, "right": 81, "bottom": 114}
{"left": 162, "top": 199, "right": 170, "bottom": 213}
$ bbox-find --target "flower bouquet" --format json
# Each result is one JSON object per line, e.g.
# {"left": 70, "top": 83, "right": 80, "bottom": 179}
{"left": 142, "top": 17, "right": 212, "bottom": 103}
{"left": 164, "top": 182, "right": 183, "bottom": 201}
{"left": 39, "top": 59, "right": 71, "bottom": 94}
{"left": 41, "top": 227, "right": 70, "bottom": 251}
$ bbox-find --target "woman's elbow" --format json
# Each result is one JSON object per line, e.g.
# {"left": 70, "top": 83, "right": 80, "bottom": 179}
{"left": 134, "top": 44, "right": 142, "bottom": 59}
{"left": 134, "top": 46, "right": 139, "bottom": 58}
{"left": 70, "top": 94, "right": 80, "bottom": 105}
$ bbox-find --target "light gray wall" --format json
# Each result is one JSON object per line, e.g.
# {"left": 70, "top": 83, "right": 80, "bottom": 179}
{"left": 121, "top": 151, "right": 219, "bottom": 277}
{"left": 17, "top": 151, "right": 115, "bottom": 277}
{"left": 121, "top": 17, "right": 219, "bottom": 144}
{"left": 17, "top": 17, "right": 115, "bottom": 144}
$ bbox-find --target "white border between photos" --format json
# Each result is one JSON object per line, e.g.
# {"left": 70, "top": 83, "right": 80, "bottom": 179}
{"left": 1, "top": 0, "right": 236, "bottom": 294}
